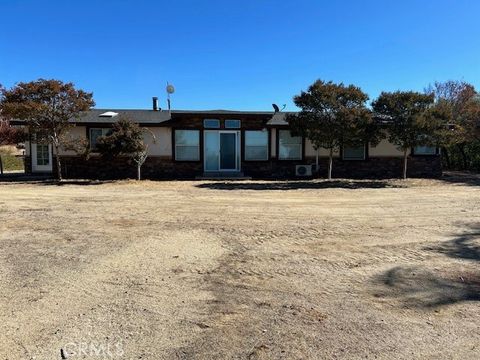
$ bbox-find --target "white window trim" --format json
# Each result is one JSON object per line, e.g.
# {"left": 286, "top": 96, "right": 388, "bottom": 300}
{"left": 342, "top": 144, "right": 366, "bottom": 161}
{"left": 175, "top": 130, "right": 200, "bottom": 161}
{"left": 244, "top": 130, "right": 269, "bottom": 161}
{"left": 278, "top": 130, "right": 302, "bottom": 160}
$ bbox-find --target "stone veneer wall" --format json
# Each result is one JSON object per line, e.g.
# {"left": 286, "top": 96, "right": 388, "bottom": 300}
{"left": 244, "top": 156, "right": 442, "bottom": 179}
{"left": 59, "top": 156, "right": 203, "bottom": 179}
{"left": 37, "top": 155, "right": 442, "bottom": 180}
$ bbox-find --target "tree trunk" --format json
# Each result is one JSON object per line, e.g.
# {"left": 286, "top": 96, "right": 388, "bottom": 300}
{"left": 441, "top": 146, "right": 451, "bottom": 169}
{"left": 328, "top": 148, "right": 333, "bottom": 180}
{"left": 137, "top": 164, "right": 141, "bottom": 181}
{"left": 315, "top": 148, "right": 319, "bottom": 177}
{"left": 54, "top": 144, "right": 62, "bottom": 181}
{"left": 403, "top": 148, "right": 408, "bottom": 180}
{"left": 457, "top": 144, "right": 468, "bottom": 170}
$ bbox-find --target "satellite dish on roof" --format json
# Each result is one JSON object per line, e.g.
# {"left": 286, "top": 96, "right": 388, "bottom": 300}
{"left": 166, "top": 82, "right": 175, "bottom": 112}
{"left": 272, "top": 103, "right": 286, "bottom": 113}
{"left": 166, "top": 83, "right": 175, "bottom": 94}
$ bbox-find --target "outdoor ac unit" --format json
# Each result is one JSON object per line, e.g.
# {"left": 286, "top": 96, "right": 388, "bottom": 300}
{"left": 295, "top": 164, "right": 313, "bottom": 177}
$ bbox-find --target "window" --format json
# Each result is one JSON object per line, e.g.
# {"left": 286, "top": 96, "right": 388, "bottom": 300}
{"left": 278, "top": 130, "right": 302, "bottom": 160}
{"left": 225, "top": 119, "right": 241, "bottom": 129}
{"left": 343, "top": 144, "right": 366, "bottom": 160}
{"left": 89, "top": 128, "right": 110, "bottom": 150}
{"left": 414, "top": 145, "right": 436, "bottom": 155}
{"left": 203, "top": 119, "right": 220, "bottom": 129}
{"left": 36, "top": 144, "right": 50, "bottom": 165}
{"left": 245, "top": 130, "right": 268, "bottom": 161}
{"left": 175, "top": 130, "right": 200, "bottom": 161}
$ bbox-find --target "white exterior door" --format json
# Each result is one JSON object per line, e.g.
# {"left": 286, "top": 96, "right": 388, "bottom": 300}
{"left": 31, "top": 143, "right": 53, "bottom": 173}
{"left": 203, "top": 130, "right": 241, "bottom": 172}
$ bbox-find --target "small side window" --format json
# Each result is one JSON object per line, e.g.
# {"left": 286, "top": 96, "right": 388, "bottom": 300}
{"left": 89, "top": 128, "right": 110, "bottom": 150}
{"left": 343, "top": 144, "right": 366, "bottom": 160}
{"left": 225, "top": 119, "right": 241, "bottom": 129}
{"left": 203, "top": 119, "right": 220, "bottom": 129}
{"left": 414, "top": 145, "right": 436, "bottom": 155}
{"left": 245, "top": 130, "right": 268, "bottom": 161}
{"left": 175, "top": 130, "right": 200, "bottom": 161}
{"left": 278, "top": 130, "right": 302, "bottom": 160}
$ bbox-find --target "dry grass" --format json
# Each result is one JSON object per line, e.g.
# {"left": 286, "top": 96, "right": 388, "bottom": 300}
{"left": 0, "top": 177, "right": 479, "bottom": 359}
{"left": 0, "top": 145, "right": 24, "bottom": 172}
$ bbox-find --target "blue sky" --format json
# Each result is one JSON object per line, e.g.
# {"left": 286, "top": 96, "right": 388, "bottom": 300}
{"left": 1, "top": 0, "right": 479, "bottom": 111}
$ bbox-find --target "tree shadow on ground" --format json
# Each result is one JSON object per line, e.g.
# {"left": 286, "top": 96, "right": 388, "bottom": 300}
{"left": 424, "top": 224, "right": 480, "bottom": 262}
{"left": 373, "top": 266, "right": 480, "bottom": 307}
{"left": 440, "top": 171, "right": 480, "bottom": 186}
{"left": 374, "top": 224, "right": 480, "bottom": 308}
{"left": 196, "top": 179, "right": 404, "bottom": 191}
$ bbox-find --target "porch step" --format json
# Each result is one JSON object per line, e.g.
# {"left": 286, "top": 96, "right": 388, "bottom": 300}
{"left": 196, "top": 172, "right": 251, "bottom": 180}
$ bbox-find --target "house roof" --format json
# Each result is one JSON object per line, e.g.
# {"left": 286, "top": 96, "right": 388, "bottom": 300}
{"left": 10, "top": 108, "right": 295, "bottom": 126}
{"left": 10, "top": 108, "right": 393, "bottom": 127}
{"left": 73, "top": 108, "right": 288, "bottom": 125}
{"left": 74, "top": 109, "right": 172, "bottom": 124}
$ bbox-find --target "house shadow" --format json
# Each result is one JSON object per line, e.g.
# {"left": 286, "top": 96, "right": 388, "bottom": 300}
{"left": 440, "top": 171, "right": 480, "bottom": 186}
{"left": 373, "top": 224, "right": 480, "bottom": 308}
{"left": 196, "top": 179, "right": 403, "bottom": 191}
{"left": 38, "top": 179, "right": 117, "bottom": 186}
{"left": 0, "top": 177, "right": 116, "bottom": 186}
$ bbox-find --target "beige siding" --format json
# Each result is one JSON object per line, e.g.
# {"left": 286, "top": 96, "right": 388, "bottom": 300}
{"left": 53, "top": 126, "right": 172, "bottom": 157}
{"left": 369, "top": 139, "right": 410, "bottom": 157}
{"left": 58, "top": 126, "right": 87, "bottom": 155}
{"left": 145, "top": 127, "right": 172, "bottom": 157}
{"left": 305, "top": 139, "right": 340, "bottom": 157}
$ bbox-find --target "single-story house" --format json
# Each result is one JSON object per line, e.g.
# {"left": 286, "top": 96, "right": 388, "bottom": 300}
{"left": 16, "top": 99, "right": 442, "bottom": 179}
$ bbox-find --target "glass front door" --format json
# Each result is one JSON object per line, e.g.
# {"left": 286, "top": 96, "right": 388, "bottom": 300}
{"left": 205, "top": 131, "right": 220, "bottom": 171}
{"left": 203, "top": 130, "right": 240, "bottom": 172}
{"left": 220, "top": 133, "right": 237, "bottom": 170}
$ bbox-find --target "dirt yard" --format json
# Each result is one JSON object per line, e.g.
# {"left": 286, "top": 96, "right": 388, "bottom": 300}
{"left": 0, "top": 175, "right": 479, "bottom": 359}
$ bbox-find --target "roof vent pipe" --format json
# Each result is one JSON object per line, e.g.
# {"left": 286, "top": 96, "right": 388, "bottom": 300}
{"left": 152, "top": 97, "right": 159, "bottom": 111}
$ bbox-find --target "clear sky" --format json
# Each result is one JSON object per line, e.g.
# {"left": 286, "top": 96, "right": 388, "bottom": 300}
{"left": 1, "top": 0, "right": 479, "bottom": 111}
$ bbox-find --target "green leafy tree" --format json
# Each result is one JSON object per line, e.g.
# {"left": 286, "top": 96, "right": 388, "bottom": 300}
{"left": 425, "top": 81, "right": 480, "bottom": 170}
{"left": 96, "top": 116, "right": 155, "bottom": 180}
{"left": 372, "top": 91, "right": 435, "bottom": 179}
{"left": 0, "top": 79, "right": 94, "bottom": 180}
{"left": 287, "top": 80, "right": 380, "bottom": 179}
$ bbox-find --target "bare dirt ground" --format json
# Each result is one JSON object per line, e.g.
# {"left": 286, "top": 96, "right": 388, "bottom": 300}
{"left": 0, "top": 174, "right": 479, "bottom": 359}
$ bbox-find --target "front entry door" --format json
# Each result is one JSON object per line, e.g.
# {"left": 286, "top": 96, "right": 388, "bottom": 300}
{"left": 204, "top": 130, "right": 240, "bottom": 172}
{"left": 220, "top": 132, "right": 237, "bottom": 170}
{"left": 31, "top": 143, "right": 53, "bottom": 173}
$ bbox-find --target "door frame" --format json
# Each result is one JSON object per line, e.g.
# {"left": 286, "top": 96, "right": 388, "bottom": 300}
{"left": 203, "top": 130, "right": 241, "bottom": 172}
{"left": 31, "top": 142, "right": 53, "bottom": 173}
